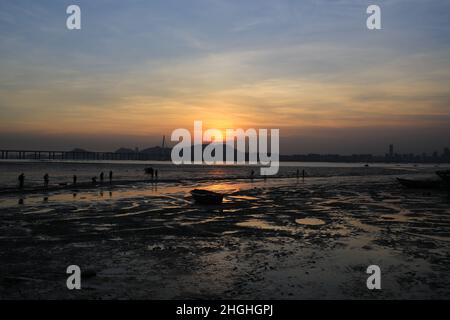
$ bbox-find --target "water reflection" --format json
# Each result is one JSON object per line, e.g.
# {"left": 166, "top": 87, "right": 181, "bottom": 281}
{"left": 4, "top": 179, "right": 293, "bottom": 208}
{"left": 236, "top": 219, "right": 297, "bottom": 234}
{"left": 295, "top": 218, "right": 326, "bottom": 226}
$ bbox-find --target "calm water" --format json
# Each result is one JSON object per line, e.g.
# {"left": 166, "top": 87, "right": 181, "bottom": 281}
{"left": 0, "top": 160, "right": 447, "bottom": 189}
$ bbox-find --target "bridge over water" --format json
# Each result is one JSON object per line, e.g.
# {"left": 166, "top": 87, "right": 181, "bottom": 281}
{"left": 0, "top": 150, "right": 167, "bottom": 161}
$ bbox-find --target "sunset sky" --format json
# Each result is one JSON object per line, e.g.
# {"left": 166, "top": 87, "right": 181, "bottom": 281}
{"left": 1, "top": 0, "right": 450, "bottom": 154}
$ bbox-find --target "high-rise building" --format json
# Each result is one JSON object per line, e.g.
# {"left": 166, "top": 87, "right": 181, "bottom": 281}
{"left": 389, "top": 144, "right": 394, "bottom": 158}
{"left": 444, "top": 147, "right": 450, "bottom": 161}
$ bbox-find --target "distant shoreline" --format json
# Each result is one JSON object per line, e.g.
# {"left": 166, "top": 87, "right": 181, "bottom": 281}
{"left": 1, "top": 159, "right": 449, "bottom": 166}
{"left": 0, "top": 176, "right": 285, "bottom": 196}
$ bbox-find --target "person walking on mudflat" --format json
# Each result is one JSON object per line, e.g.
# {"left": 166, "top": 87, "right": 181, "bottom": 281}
{"left": 18, "top": 173, "right": 25, "bottom": 189}
{"left": 44, "top": 173, "right": 49, "bottom": 188}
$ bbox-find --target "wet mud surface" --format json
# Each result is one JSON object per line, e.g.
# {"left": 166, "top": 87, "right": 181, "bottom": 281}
{"left": 1, "top": 175, "right": 449, "bottom": 299}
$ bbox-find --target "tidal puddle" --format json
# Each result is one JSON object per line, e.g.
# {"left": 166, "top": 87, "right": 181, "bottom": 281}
{"left": 295, "top": 218, "right": 326, "bottom": 226}
{"left": 380, "top": 214, "right": 410, "bottom": 222}
{"left": 228, "top": 195, "right": 259, "bottom": 201}
{"left": 236, "top": 219, "right": 297, "bottom": 233}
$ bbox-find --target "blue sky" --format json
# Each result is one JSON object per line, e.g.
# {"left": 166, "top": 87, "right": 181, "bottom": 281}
{"left": 0, "top": 0, "right": 450, "bottom": 153}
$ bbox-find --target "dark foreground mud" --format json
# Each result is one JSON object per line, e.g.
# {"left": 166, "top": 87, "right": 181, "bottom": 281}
{"left": 1, "top": 175, "right": 449, "bottom": 299}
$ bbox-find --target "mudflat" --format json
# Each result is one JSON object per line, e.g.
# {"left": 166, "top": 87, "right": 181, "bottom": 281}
{"left": 1, "top": 175, "right": 449, "bottom": 299}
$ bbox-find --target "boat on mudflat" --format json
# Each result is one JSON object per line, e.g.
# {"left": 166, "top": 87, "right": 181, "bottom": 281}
{"left": 191, "top": 189, "right": 224, "bottom": 204}
{"left": 436, "top": 170, "right": 450, "bottom": 182}
{"left": 397, "top": 178, "right": 442, "bottom": 189}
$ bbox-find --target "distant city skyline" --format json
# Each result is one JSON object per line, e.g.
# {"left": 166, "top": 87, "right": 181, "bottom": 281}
{"left": 0, "top": 129, "right": 450, "bottom": 155}
{"left": 1, "top": 1, "right": 450, "bottom": 154}
{"left": 1, "top": 138, "right": 449, "bottom": 160}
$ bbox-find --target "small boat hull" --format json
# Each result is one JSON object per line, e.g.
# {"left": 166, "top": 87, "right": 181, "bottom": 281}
{"left": 397, "top": 178, "right": 441, "bottom": 189}
{"left": 436, "top": 170, "right": 450, "bottom": 182}
{"left": 191, "top": 189, "right": 224, "bottom": 204}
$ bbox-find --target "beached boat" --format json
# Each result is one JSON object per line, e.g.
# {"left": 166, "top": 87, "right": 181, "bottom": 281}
{"left": 436, "top": 170, "right": 450, "bottom": 182}
{"left": 397, "top": 178, "right": 442, "bottom": 189}
{"left": 191, "top": 189, "right": 224, "bottom": 204}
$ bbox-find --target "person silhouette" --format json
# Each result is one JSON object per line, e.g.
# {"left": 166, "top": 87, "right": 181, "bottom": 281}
{"left": 250, "top": 169, "right": 255, "bottom": 180}
{"left": 44, "top": 173, "right": 49, "bottom": 187}
{"left": 109, "top": 170, "right": 113, "bottom": 183}
{"left": 155, "top": 169, "right": 158, "bottom": 181}
{"left": 73, "top": 175, "right": 77, "bottom": 185}
{"left": 100, "top": 172, "right": 104, "bottom": 183}
{"left": 18, "top": 173, "right": 25, "bottom": 189}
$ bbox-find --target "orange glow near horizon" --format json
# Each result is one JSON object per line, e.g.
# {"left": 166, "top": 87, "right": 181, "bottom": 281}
{"left": 0, "top": 0, "right": 450, "bottom": 152}
{"left": 2, "top": 71, "right": 449, "bottom": 138}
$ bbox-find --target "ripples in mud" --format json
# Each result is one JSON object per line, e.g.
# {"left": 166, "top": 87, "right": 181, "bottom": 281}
{"left": 1, "top": 174, "right": 450, "bottom": 299}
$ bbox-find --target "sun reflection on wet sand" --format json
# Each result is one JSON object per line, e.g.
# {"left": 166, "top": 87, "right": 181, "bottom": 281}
{"left": 0, "top": 178, "right": 288, "bottom": 209}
